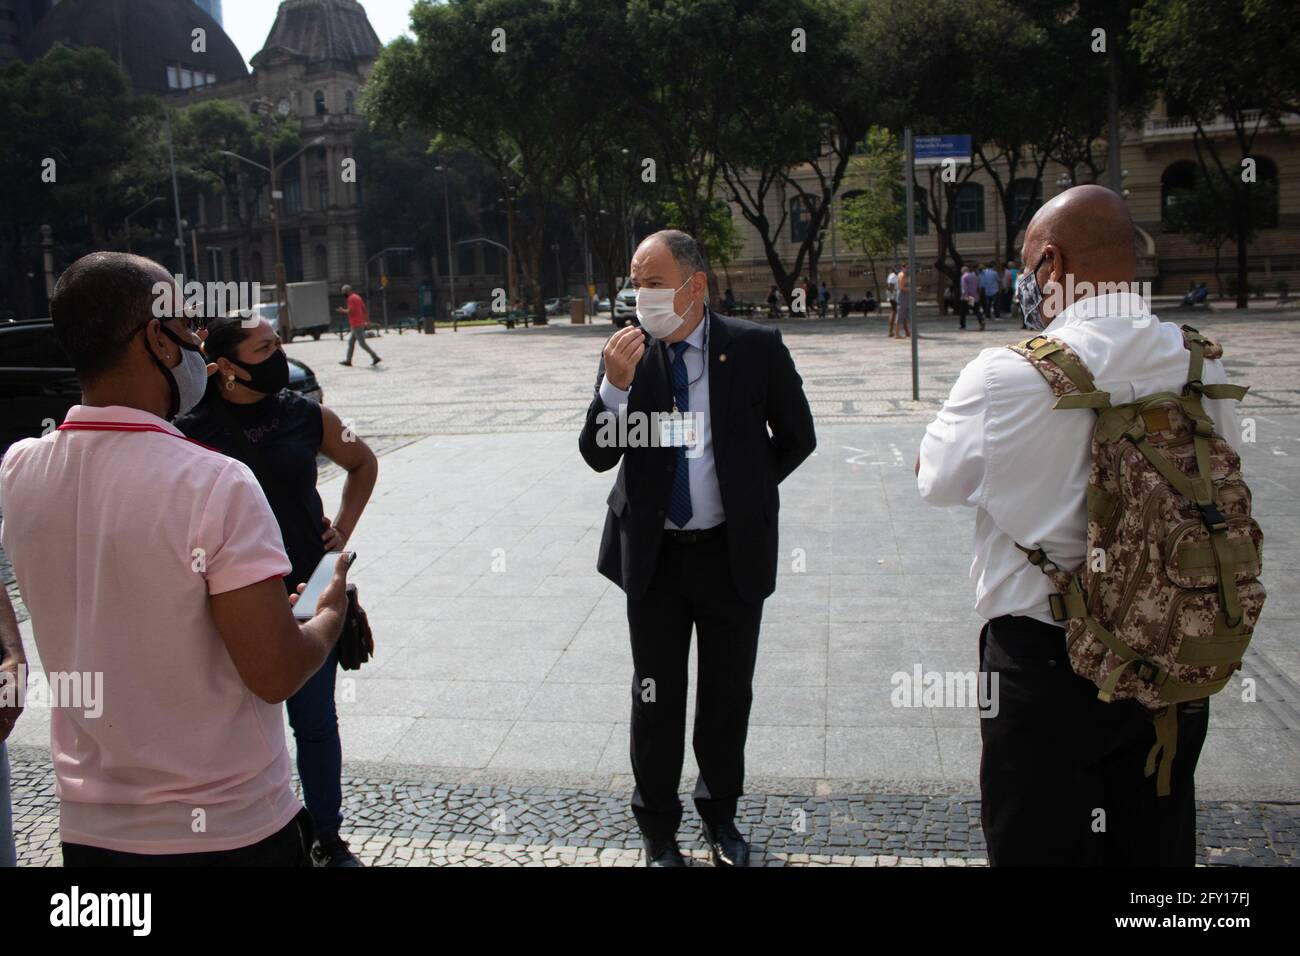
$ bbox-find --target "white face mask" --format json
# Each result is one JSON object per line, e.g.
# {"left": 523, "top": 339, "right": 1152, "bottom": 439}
{"left": 636, "top": 275, "right": 696, "bottom": 339}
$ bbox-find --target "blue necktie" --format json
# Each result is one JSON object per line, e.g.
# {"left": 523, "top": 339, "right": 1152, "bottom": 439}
{"left": 667, "top": 341, "right": 693, "bottom": 528}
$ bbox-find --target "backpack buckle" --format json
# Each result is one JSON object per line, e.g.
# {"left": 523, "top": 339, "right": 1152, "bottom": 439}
{"left": 1198, "top": 502, "right": 1228, "bottom": 532}
{"left": 1047, "top": 593, "right": 1068, "bottom": 622}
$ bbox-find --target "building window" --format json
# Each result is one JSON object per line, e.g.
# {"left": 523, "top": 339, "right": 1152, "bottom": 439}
{"left": 167, "top": 66, "right": 179, "bottom": 89}
{"left": 250, "top": 251, "right": 263, "bottom": 283}
{"left": 1255, "top": 156, "right": 1279, "bottom": 229}
{"left": 908, "top": 185, "right": 928, "bottom": 235}
{"left": 1161, "top": 161, "right": 1198, "bottom": 229}
{"left": 1009, "top": 178, "right": 1042, "bottom": 232}
{"left": 180, "top": 68, "right": 194, "bottom": 89}
{"left": 790, "top": 196, "right": 818, "bottom": 244}
{"left": 231, "top": 248, "right": 241, "bottom": 283}
{"left": 283, "top": 234, "right": 303, "bottom": 283}
{"left": 293, "top": 90, "right": 302, "bottom": 113}
{"left": 345, "top": 90, "right": 355, "bottom": 114}
{"left": 954, "top": 182, "right": 985, "bottom": 233}
{"left": 314, "top": 244, "right": 329, "bottom": 279}
{"left": 318, "top": 172, "right": 330, "bottom": 210}
{"left": 283, "top": 171, "right": 302, "bottom": 216}
{"left": 314, "top": 90, "right": 326, "bottom": 116}
{"left": 208, "top": 248, "right": 224, "bottom": 281}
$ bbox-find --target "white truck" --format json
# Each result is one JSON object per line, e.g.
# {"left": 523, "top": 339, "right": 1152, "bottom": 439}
{"left": 262, "top": 281, "right": 331, "bottom": 342}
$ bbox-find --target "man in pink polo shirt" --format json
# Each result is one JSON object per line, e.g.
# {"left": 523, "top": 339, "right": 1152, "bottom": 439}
{"left": 0, "top": 252, "right": 351, "bottom": 866}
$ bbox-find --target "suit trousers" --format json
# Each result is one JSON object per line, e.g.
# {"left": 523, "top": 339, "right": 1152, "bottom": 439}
{"left": 626, "top": 528, "right": 763, "bottom": 842}
{"left": 978, "top": 614, "right": 1208, "bottom": 866}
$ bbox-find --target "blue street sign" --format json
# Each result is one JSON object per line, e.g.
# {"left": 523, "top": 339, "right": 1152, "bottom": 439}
{"left": 913, "top": 134, "right": 972, "bottom": 166}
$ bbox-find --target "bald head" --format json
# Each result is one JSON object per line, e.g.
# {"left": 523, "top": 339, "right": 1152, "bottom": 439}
{"left": 1022, "top": 184, "right": 1137, "bottom": 321}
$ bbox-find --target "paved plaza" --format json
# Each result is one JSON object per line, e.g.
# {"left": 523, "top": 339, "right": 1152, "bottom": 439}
{"left": 5, "top": 302, "right": 1300, "bottom": 865}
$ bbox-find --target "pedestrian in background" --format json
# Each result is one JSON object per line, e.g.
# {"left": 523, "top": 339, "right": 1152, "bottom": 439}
{"left": 887, "top": 266, "right": 899, "bottom": 336}
{"left": 337, "top": 284, "right": 381, "bottom": 367}
{"left": 959, "top": 264, "right": 980, "bottom": 330}
{"left": 979, "top": 262, "right": 1001, "bottom": 319}
{"left": 896, "top": 265, "right": 912, "bottom": 339}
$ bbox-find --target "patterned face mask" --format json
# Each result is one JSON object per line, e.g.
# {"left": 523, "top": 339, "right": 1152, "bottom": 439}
{"left": 1017, "top": 254, "right": 1049, "bottom": 330}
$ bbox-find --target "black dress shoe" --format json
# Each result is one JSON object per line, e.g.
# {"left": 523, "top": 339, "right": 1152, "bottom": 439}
{"left": 644, "top": 837, "right": 687, "bottom": 867}
{"left": 701, "top": 821, "right": 750, "bottom": 867}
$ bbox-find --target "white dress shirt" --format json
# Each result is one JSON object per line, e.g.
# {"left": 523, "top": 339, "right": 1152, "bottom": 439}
{"left": 599, "top": 311, "right": 726, "bottom": 530}
{"left": 918, "top": 292, "right": 1239, "bottom": 625}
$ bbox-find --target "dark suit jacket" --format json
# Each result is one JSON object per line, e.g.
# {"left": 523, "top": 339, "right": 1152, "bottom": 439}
{"left": 578, "top": 308, "right": 816, "bottom": 603}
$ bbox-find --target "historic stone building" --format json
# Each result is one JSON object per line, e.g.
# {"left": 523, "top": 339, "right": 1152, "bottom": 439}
{"left": 176, "top": 0, "right": 381, "bottom": 313}
{"left": 721, "top": 106, "right": 1300, "bottom": 306}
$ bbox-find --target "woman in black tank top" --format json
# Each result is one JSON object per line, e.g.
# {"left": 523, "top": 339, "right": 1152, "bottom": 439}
{"left": 177, "top": 314, "right": 378, "bottom": 867}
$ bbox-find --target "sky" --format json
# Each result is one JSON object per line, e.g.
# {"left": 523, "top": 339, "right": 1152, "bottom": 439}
{"left": 222, "top": 0, "right": 413, "bottom": 70}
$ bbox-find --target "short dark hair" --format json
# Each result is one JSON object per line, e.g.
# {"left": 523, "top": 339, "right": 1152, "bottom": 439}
{"left": 50, "top": 252, "right": 169, "bottom": 383}
{"left": 646, "top": 229, "right": 708, "bottom": 278}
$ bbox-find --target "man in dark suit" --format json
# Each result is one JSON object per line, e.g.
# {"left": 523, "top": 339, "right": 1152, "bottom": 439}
{"left": 579, "top": 230, "right": 816, "bottom": 866}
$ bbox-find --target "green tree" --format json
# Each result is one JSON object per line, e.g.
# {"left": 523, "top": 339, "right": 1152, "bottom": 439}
{"left": 1132, "top": 0, "right": 1298, "bottom": 307}
{"left": 1164, "top": 166, "right": 1276, "bottom": 297}
{"left": 365, "top": 0, "right": 626, "bottom": 323}
{"left": 839, "top": 128, "right": 906, "bottom": 296}
{"left": 0, "top": 47, "right": 151, "bottom": 317}
{"left": 711, "top": 0, "right": 871, "bottom": 306}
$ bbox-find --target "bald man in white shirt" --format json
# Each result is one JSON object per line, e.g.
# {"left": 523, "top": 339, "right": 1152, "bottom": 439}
{"left": 917, "top": 186, "right": 1239, "bottom": 866}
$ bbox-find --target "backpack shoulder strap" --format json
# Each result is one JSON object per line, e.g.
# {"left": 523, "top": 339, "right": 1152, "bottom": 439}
{"left": 1007, "top": 335, "right": 1111, "bottom": 410}
{"left": 1179, "top": 325, "right": 1249, "bottom": 402}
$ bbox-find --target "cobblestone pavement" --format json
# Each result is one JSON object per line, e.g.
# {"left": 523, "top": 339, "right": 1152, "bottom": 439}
{"left": 282, "top": 304, "right": 1300, "bottom": 444}
{"left": 4, "top": 304, "right": 1299, "bottom": 866}
{"left": 7, "top": 746, "right": 1298, "bottom": 867}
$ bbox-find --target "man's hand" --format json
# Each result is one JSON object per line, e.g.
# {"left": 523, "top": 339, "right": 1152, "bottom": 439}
{"left": 602, "top": 325, "right": 646, "bottom": 390}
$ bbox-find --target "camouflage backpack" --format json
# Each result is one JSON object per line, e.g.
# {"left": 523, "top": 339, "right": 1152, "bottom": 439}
{"left": 1007, "top": 327, "right": 1265, "bottom": 796}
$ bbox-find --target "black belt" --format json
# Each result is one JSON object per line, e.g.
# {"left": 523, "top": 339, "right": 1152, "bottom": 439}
{"left": 663, "top": 522, "right": 726, "bottom": 545}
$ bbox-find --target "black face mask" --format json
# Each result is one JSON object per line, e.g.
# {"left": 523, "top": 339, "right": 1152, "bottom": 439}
{"left": 227, "top": 348, "right": 289, "bottom": 395}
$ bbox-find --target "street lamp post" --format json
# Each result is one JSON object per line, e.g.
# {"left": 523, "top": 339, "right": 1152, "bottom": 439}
{"left": 123, "top": 196, "right": 163, "bottom": 254}
{"left": 458, "top": 237, "right": 514, "bottom": 321}
{"left": 579, "top": 213, "right": 593, "bottom": 312}
{"left": 435, "top": 164, "right": 456, "bottom": 331}
{"left": 215, "top": 122, "right": 324, "bottom": 341}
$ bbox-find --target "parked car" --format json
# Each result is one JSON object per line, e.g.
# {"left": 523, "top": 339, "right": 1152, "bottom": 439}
{"left": 614, "top": 284, "right": 638, "bottom": 323}
{"left": 544, "top": 297, "right": 570, "bottom": 316}
{"left": 452, "top": 300, "right": 492, "bottom": 322}
{"left": 0, "top": 319, "right": 322, "bottom": 454}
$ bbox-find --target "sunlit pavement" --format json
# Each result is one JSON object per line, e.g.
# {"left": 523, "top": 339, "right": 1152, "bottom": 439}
{"left": 7, "top": 304, "right": 1300, "bottom": 865}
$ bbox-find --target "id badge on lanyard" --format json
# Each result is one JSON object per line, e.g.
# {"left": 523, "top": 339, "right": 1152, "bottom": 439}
{"left": 659, "top": 410, "right": 698, "bottom": 449}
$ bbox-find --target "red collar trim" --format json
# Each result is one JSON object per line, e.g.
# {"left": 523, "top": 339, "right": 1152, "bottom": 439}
{"left": 58, "top": 421, "right": 221, "bottom": 454}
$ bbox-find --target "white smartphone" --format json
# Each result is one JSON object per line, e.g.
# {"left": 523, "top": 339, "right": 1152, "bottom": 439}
{"left": 292, "top": 551, "right": 356, "bottom": 620}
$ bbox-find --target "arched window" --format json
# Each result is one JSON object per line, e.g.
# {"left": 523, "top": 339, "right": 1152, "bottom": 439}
{"left": 1254, "top": 156, "right": 1279, "bottom": 229}
{"left": 954, "top": 182, "right": 985, "bottom": 233}
{"left": 790, "top": 196, "right": 818, "bottom": 243}
{"left": 314, "top": 90, "right": 326, "bottom": 116}
{"left": 345, "top": 90, "right": 355, "bottom": 114}
{"left": 1161, "top": 161, "right": 1198, "bottom": 229}
{"left": 1009, "top": 178, "right": 1042, "bottom": 232}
